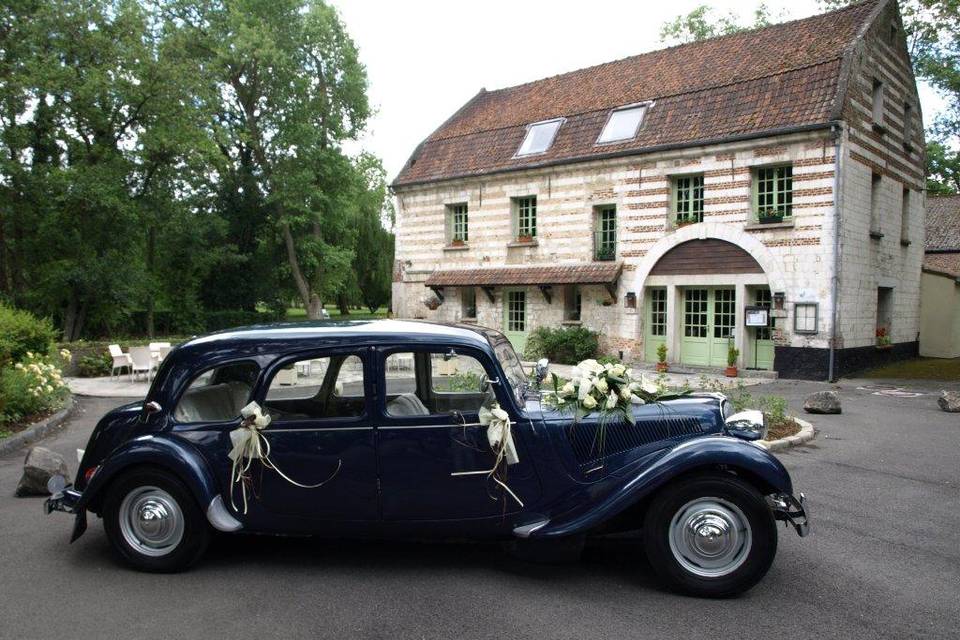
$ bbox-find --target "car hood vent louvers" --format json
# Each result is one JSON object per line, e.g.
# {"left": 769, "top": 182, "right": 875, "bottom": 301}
{"left": 565, "top": 416, "right": 705, "bottom": 468}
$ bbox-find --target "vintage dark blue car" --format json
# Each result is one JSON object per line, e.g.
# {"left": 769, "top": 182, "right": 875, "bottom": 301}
{"left": 46, "top": 320, "right": 807, "bottom": 597}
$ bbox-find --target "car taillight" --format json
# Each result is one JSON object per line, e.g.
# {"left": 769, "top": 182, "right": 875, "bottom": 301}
{"left": 83, "top": 465, "right": 100, "bottom": 484}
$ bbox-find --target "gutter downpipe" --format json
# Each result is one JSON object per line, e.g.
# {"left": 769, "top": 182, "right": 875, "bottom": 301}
{"left": 828, "top": 122, "right": 843, "bottom": 383}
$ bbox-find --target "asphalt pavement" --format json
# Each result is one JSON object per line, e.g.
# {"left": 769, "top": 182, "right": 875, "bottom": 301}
{"left": 0, "top": 379, "right": 958, "bottom": 640}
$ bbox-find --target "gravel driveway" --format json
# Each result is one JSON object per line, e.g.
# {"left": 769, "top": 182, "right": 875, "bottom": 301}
{"left": 0, "top": 380, "right": 957, "bottom": 640}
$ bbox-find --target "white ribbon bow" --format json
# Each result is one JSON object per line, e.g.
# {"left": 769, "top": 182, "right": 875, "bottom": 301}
{"left": 228, "top": 401, "right": 341, "bottom": 514}
{"left": 451, "top": 403, "right": 523, "bottom": 507}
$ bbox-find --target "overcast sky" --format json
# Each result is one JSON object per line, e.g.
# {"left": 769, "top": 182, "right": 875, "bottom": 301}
{"left": 332, "top": 0, "right": 946, "bottom": 182}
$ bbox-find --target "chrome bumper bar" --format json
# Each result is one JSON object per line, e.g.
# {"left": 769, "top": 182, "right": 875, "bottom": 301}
{"left": 768, "top": 492, "right": 809, "bottom": 537}
{"left": 44, "top": 487, "right": 88, "bottom": 542}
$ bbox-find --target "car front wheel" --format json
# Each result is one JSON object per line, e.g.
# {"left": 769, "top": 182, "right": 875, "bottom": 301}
{"left": 643, "top": 474, "right": 777, "bottom": 597}
{"left": 103, "top": 468, "right": 210, "bottom": 572}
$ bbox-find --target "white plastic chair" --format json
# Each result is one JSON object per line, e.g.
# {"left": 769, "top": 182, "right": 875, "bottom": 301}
{"left": 108, "top": 344, "right": 133, "bottom": 380}
{"left": 129, "top": 346, "right": 156, "bottom": 382}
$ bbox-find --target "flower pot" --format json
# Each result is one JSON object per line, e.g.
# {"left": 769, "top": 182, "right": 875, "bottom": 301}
{"left": 656, "top": 362, "right": 668, "bottom": 373}
{"left": 758, "top": 215, "right": 785, "bottom": 225}
{"left": 517, "top": 235, "right": 534, "bottom": 244}
{"left": 724, "top": 366, "right": 738, "bottom": 377}
{"left": 451, "top": 238, "right": 465, "bottom": 247}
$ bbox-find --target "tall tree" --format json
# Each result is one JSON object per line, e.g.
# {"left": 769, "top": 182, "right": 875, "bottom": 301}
{"left": 169, "top": 0, "right": 372, "bottom": 320}
{"left": 659, "top": 3, "right": 783, "bottom": 45}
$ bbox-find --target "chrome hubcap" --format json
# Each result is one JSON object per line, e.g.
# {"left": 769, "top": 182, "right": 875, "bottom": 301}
{"left": 119, "top": 486, "right": 184, "bottom": 557}
{"left": 668, "top": 497, "right": 752, "bottom": 578}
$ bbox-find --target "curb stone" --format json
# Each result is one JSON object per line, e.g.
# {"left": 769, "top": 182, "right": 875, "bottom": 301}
{"left": 0, "top": 396, "right": 78, "bottom": 457}
{"left": 758, "top": 416, "right": 816, "bottom": 452}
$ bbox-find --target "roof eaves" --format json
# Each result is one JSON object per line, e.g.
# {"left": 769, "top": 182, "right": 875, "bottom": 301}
{"left": 393, "top": 121, "right": 837, "bottom": 190}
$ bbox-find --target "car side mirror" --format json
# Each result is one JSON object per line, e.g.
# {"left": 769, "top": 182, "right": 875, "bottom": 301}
{"left": 533, "top": 358, "right": 550, "bottom": 385}
{"left": 724, "top": 409, "right": 766, "bottom": 441}
{"left": 144, "top": 401, "right": 162, "bottom": 415}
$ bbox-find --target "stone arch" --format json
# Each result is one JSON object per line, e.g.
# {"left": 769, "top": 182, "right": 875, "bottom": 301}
{"left": 632, "top": 222, "right": 787, "bottom": 293}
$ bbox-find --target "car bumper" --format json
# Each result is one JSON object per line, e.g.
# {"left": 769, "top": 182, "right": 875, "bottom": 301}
{"left": 44, "top": 487, "right": 88, "bottom": 542}
{"left": 768, "top": 492, "right": 809, "bottom": 537}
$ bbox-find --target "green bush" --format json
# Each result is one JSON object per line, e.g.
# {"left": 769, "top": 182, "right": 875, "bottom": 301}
{"left": 597, "top": 355, "right": 621, "bottom": 366}
{"left": 0, "top": 353, "right": 69, "bottom": 426}
{"left": 0, "top": 304, "right": 57, "bottom": 367}
{"left": 77, "top": 353, "right": 112, "bottom": 378}
{"left": 523, "top": 326, "right": 599, "bottom": 364}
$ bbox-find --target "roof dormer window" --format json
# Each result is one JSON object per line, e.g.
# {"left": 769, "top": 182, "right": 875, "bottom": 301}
{"left": 597, "top": 103, "right": 650, "bottom": 144}
{"left": 515, "top": 118, "right": 563, "bottom": 156}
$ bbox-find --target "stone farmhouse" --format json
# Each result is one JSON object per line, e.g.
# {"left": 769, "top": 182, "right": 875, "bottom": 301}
{"left": 391, "top": 0, "right": 925, "bottom": 380}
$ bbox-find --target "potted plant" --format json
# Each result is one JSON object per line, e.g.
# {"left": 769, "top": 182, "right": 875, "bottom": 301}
{"left": 656, "top": 343, "right": 668, "bottom": 373}
{"left": 595, "top": 245, "right": 616, "bottom": 261}
{"left": 451, "top": 237, "right": 466, "bottom": 247}
{"left": 676, "top": 216, "right": 697, "bottom": 228}
{"left": 725, "top": 346, "right": 740, "bottom": 377}
{"left": 876, "top": 327, "right": 892, "bottom": 349}
{"left": 757, "top": 206, "right": 785, "bottom": 224}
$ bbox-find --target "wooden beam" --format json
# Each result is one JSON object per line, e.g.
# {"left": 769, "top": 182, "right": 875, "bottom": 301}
{"left": 538, "top": 285, "right": 552, "bottom": 304}
{"left": 604, "top": 283, "right": 618, "bottom": 302}
{"left": 481, "top": 286, "right": 496, "bottom": 303}
{"left": 430, "top": 286, "right": 445, "bottom": 303}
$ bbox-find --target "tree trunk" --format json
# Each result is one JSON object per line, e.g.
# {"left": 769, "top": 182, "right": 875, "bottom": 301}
{"left": 307, "top": 294, "right": 323, "bottom": 320}
{"left": 337, "top": 293, "right": 350, "bottom": 316}
{"left": 145, "top": 225, "right": 156, "bottom": 337}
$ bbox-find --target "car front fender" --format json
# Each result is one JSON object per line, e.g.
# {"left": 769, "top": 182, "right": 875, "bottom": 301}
{"left": 531, "top": 436, "right": 794, "bottom": 539}
{"left": 77, "top": 434, "right": 223, "bottom": 521}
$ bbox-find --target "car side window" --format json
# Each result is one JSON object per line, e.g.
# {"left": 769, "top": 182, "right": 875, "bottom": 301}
{"left": 263, "top": 354, "right": 365, "bottom": 421}
{"left": 173, "top": 361, "right": 259, "bottom": 424}
{"left": 384, "top": 351, "right": 493, "bottom": 418}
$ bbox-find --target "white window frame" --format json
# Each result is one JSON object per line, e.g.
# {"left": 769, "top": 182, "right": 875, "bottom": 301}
{"left": 514, "top": 118, "right": 564, "bottom": 157}
{"left": 794, "top": 303, "right": 819, "bottom": 335}
{"left": 595, "top": 101, "right": 653, "bottom": 145}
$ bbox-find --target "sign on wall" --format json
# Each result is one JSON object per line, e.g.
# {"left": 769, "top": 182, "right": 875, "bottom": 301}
{"left": 744, "top": 306, "right": 770, "bottom": 327}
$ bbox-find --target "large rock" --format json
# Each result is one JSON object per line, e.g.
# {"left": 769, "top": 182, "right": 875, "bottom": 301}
{"left": 15, "top": 447, "right": 69, "bottom": 497}
{"left": 937, "top": 391, "right": 960, "bottom": 413}
{"left": 803, "top": 390, "right": 841, "bottom": 414}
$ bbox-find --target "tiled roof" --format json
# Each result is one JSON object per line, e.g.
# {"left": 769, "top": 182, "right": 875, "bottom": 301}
{"left": 926, "top": 195, "right": 960, "bottom": 252}
{"left": 923, "top": 254, "right": 960, "bottom": 280}
{"left": 424, "top": 262, "right": 623, "bottom": 287}
{"left": 394, "top": 1, "right": 880, "bottom": 187}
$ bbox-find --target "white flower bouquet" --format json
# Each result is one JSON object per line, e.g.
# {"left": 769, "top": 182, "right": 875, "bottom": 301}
{"left": 543, "top": 359, "right": 673, "bottom": 425}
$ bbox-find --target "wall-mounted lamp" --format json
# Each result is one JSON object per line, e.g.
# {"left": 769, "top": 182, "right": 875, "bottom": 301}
{"left": 773, "top": 292, "right": 786, "bottom": 310}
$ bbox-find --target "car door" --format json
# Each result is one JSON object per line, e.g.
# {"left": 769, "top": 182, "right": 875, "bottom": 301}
{"left": 247, "top": 348, "right": 379, "bottom": 520}
{"left": 376, "top": 346, "right": 541, "bottom": 521}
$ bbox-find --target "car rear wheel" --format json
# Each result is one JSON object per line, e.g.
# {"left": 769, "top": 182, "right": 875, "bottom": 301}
{"left": 643, "top": 474, "right": 777, "bottom": 597}
{"left": 103, "top": 468, "right": 210, "bottom": 572}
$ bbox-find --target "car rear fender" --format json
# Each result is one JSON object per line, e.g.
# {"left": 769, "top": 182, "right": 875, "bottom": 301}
{"left": 76, "top": 434, "right": 240, "bottom": 531}
{"left": 530, "top": 436, "right": 793, "bottom": 539}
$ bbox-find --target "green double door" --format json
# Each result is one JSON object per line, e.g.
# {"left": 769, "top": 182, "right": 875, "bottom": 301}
{"left": 680, "top": 287, "right": 736, "bottom": 367}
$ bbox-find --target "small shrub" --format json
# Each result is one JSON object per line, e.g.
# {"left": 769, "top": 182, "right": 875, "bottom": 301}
{"left": 0, "top": 304, "right": 57, "bottom": 368}
{"left": 597, "top": 355, "right": 621, "bottom": 366}
{"left": 523, "top": 326, "right": 599, "bottom": 364}
{"left": 727, "top": 346, "right": 740, "bottom": 367}
{"left": 77, "top": 353, "right": 112, "bottom": 378}
{"left": 657, "top": 342, "right": 668, "bottom": 364}
{"left": 757, "top": 395, "right": 789, "bottom": 427}
{"left": 0, "top": 352, "right": 69, "bottom": 426}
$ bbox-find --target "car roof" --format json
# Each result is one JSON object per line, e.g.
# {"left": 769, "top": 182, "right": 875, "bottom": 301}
{"left": 178, "top": 319, "right": 499, "bottom": 352}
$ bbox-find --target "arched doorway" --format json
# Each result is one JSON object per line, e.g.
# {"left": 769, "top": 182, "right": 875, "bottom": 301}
{"left": 640, "top": 238, "right": 774, "bottom": 370}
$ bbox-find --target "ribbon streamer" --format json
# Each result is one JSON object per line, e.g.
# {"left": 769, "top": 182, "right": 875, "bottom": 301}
{"left": 451, "top": 403, "right": 523, "bottom": 507}
{"left": 228, "top": 401, "right": 341, "bottom": 514}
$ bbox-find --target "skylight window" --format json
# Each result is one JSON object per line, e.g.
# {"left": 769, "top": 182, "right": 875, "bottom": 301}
{"left": 597, "top": 104, "right": 649, "bottom": 144}
{"left": 516, "top": 118, "right": 563, "bottom": 156}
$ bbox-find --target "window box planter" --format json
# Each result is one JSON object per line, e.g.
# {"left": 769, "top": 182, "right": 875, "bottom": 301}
{"left": 676, "top": 219, "right": 698, "bottom": 228}
{"left": 516, "top": 234, "right": 535, "bottom": 244}
{"left": 757, "top": 214, "right": 785, "bottom": 225}
{"left": 451, "top": 238, "right": 466, "bottom": 247}
{"left": 594, "top": 246, "right": 616, "bottom": 261}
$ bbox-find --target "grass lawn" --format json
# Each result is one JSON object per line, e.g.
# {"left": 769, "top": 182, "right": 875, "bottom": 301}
{"left": 859, "top": 357, "right": 960, "bottom": 380}
{"left": 285, "top": 305, "right": 389, "bottom": 321}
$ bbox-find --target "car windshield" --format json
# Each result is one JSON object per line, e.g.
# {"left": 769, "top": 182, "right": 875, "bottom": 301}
{"left": 491, "top": 337, "right": 528, "bottom": 402}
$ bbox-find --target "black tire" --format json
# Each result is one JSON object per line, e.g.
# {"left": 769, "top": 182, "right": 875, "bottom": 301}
{"left": 643, "top": 474, "right": 777, "bottom": 597}
{"left": 103, "top": 468, "right": 210, "bottom": 573}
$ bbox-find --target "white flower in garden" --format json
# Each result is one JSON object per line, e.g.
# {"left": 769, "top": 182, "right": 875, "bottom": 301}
{"left": 26, "top": 351, "right": 33, "bottom": 358}
{"left": 582, "top": 394, "right": 598, "bottom": 409}
{"left": 595, "top": 377, "right": 608, "bottom": 394}
{"left": 606, "top": 392, "right": 618, "bottom": 409}
{"left": 620, "top": 386, "right": 632, "bottom": 400}
{"left": 60, "top": 349, "right": 71, "bottom": 359}
{"left": 45, "top": 385, "right": 53, "bottom": 393}
{"left": 611, "top": 363, "right": 626, "bottom": 377}
{"left": 560, "top": 381, "right": 575, "bottom": 397}
{"left": 15, "top": 362, "right": 23, "bottom": 370}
